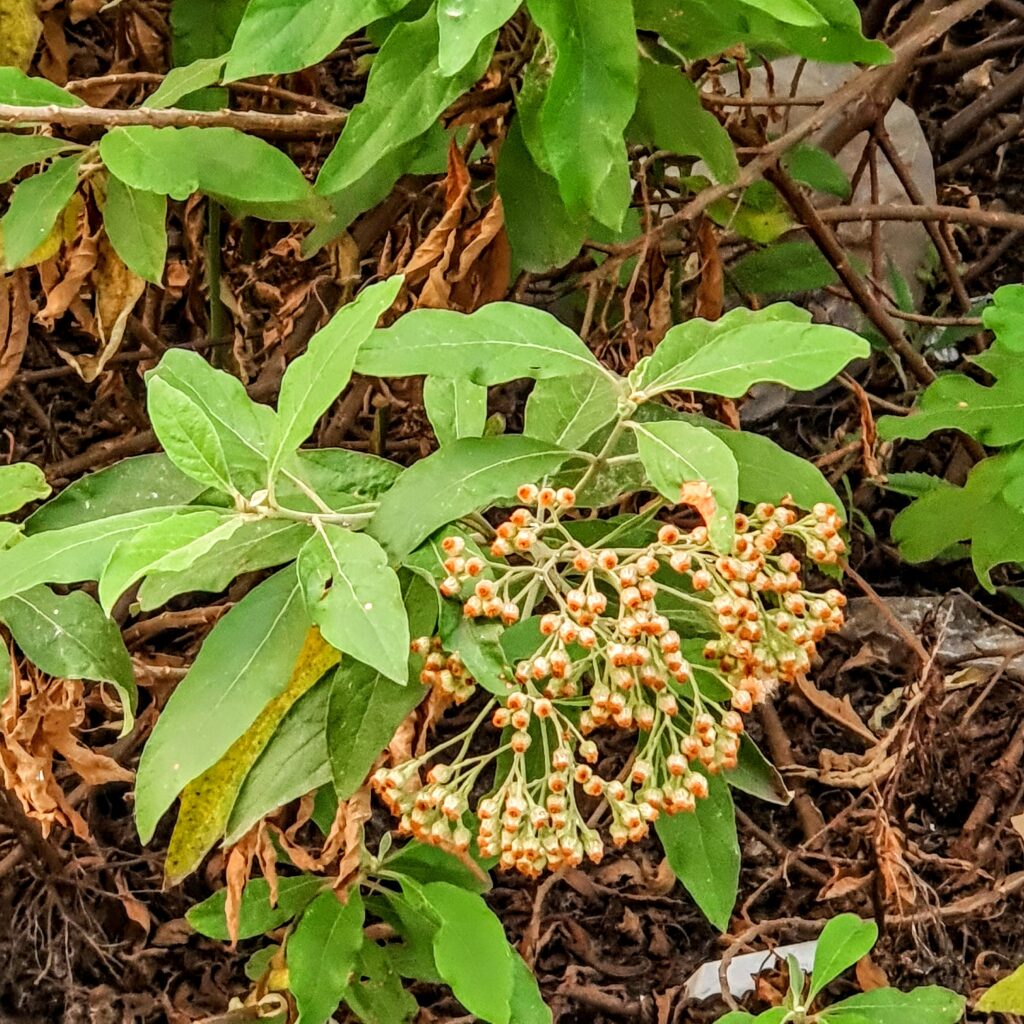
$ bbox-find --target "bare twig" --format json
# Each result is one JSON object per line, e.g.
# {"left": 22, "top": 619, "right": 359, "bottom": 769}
{"left": 816, "top": 202, "right": 1024, "bottom": 233}
{"left": 0, "top": 102, "right": 346, "bottom": 135}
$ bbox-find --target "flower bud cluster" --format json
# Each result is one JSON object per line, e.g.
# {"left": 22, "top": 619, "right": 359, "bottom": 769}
{"left": 373, "top": 486, "right": 848, "bottom": 876}
{"left": 411, "top": 635, "right": 476, "bottom": 703}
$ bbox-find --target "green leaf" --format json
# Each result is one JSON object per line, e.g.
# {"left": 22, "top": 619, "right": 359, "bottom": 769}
{"left": 630, "top": 59, "right": 737, "bottom": 185}
{"left": 344, "top": 938, "right": 418, "bottom": 1024}
{"left": 632, "top": 419, "right": 739, "bottom": 550}
{"left": 809, "top": 914, "right": 878, "bottom": 1002}
{"left": 982, "top": 284, "right": 1024, "bottom": 351}
{"left": 0, "top": 67, "right": 82, "bottom": 106}
{"left": 138, "top": 518, "right": 311, "bottom": 610}
{"left": 385, "top": 841, "right": 490, "bottom": 894}
{"left": 134, "top": 567, "right": 311, "bottom": 842}
{"left": 0, "top": 586, "right": 136, "bottom": 727}
{"left": 226, "top": 672, "right": 333, "bottom": 844}
{"left": 510, "top": 953, "right": 552, "bottom": 1024}
{"left": 655, "top": 768, "right": 739, "bottom": 930}
{"left": 316, "top": 8, "right": 495, "bottom": 196}
{"left": 144, "top": 56, "right": 225, "bottom": 109}
{"left": 357, "top": 302, "right": 606, "bottom": 385}
{"left": 100, "top": 127, "right": 322, "bottom": 218}
{"left": 290, "top": 449, "right": 403, "bottom": 506}
{"left": 225, "top": 0, "right": 414, "bottom": 81}
{"left": 423, "top": 376, "right": 488, "bottom": 446}
{"left": 638, "top": 312, "right": 869, "bottom": 398}
{"left": 327, "top": 659, "right": 426, "bottom": 798}
{"left": 877, "top": 349, "right": 1024, "bottom": 447}
{"left": 523, "top": 0, "right": 637, "bottom": 228}
{"left": 0, "top": 462, "right": 50, "bottom": 515}
{"left": 738, "top": 0, "right": 825, "bottom": 27}
{"left": 730, "top": 241, "right": 839, "bottom": 296}
{"left": 98, "top": 509, "right": 246, "bottom": 613}
{"left": 368, "top": 435, "right": 575, "bottom": 559}
{"left": 709, "top": 180, "right": 793, "bottom": 243}
{"left": 425, "top": 881, "right": 515, "bottom": 1024}
{"left": 147, "top": 377, "right": 235, "bottom": 495}
{"left": 440, "top": 601, "right": 511, "bottom": 696}
{"left": 728, "top": 735, "right": 791, "bottom": 805}
{"left": 889, "top": 448, "right": 1024, "bottom": 593}
{"left": 0, "top": 507, "right": 183, "bottom": 603}
{"left": 0, "top": 135, "right": 78, "bottom": 185}
{"left": 25, "top": 454, "right": 206, "bottom": 534}
{"left": 297, "top": 525, "right": 410, "bottom": 683}
{"left": 1, "top": 154, "right": 82, "bottom": 270}
{"left": 289, "top": 891, "right": 366, "bottom": 1024}
{"left": 103, "top": 174, "right": 167, "bottom": 285}
{"left": 187, "top": 875, "right": 325, "bottom": 941}
{"left": 272, "top": 278, "right": 402, "bottom": 478}
{"left": 438, "top": 0, "right": 519, "bottom": 75}
{"left": 822, "top": 986, "right": 965, "bottom": 1024}
{"left": 147, "top": 348, "right": 276, "bottom": 496}
{"left": 977, "top": 961, "right": 1024, "bottom": 1013}
{"left": 880, "top": 471, "right": 952, "bottom": 500}
{"left": 781, "top": 144, "right": 851, "bottom": 199}
{"left": 524, "top": 372, "right": 622, "bottom": 451}
{"left": 496, "top": 116, "right": 587, "bottom": 273}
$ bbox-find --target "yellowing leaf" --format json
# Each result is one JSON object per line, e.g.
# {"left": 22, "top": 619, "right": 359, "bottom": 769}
{"left": 978, "top": 963, "right": 1024, "bottom": 1013}
{"left": 164, "top": 628, "right": 340, "bottom": 884}
{"left": 0, "top": 0, "right": 42, "bottom": 71}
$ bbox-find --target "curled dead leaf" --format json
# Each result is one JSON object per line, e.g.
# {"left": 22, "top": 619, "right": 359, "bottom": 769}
{"left": 0, "top": 270, "right": 30, "bottom": 398}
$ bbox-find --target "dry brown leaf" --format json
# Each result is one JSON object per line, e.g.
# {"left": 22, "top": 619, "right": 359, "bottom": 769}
{"left": 36, "top": 223, "right": 99, "bottom": 329}
{"left": 0, "top": 270, "right": 30, "bottom": 398}
{"left": 793, "top": 673, "right": 876, "bottom": 744}
{"left": 647, "top": 264, "right": 673, "bottom": 346}
{"left": 694, "top": 218, "right": 724, "bottom": 320}
{"left": 874, "top": 811, "right": 917, "bottom": 911}
{"left": 37, "top": 8, "right": 69, "bottom": 84}
{"left": 334, "top": 786, "right": 372, "bottom": 891}
{"left": 818, "top": 870, "right": 871, "bottom": 900}
{"left": 224, "top": 828, "right": 260, "bottom": 947}
{"left": 115, "top": 874, "right": 152, "bottom": 935}
{"left": 856, "top": 955, "right": 889, "bottom": 992}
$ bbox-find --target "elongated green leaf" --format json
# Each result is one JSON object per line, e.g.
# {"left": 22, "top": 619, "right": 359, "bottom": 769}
{"left": 782, "top": 143, "right": 851, "bottom": 199}
{"left": 423, "top": 375, "right": 488, "bottom": 446}
{"left": 291, "top": 448, "right": 403, "bottom": 504}
{"left": 822, "top": 986, "right": 965, "bottom": 1024}
{"left": 100, "top": 126, "right": 322, "bottom": 217}
{"left": 0, "top": 586, "right": 136, "bottom": 726}
{"left": 144, "top": 56, "right": 225, "bottom": 109}
{"left": 440, "top": 601, "right": 511, "bottom": 696}
{"left": 103, "top": 174, "right": 167, "bottom": 284}
{"left": 731, "top": 241, "right": 839, "bottom": 296}
{"left": 655, "top": 768, "right": 739, "bottom": 930}
{"left": 298, "top": 525, "right": 409, "bottom": 683}
{"left": 524, "top": 372, "right": 621, "bottom": 450}
{"left": 99, "top": 509, "right": 247, "bottom": 613}
{"left": 438, "top": 0, "right": 519, "bottom": 75}
{"left": 147, "top": 348, "right": 276, "bottom": 495}
{"left": 510, "top": 954, "right": 552, "bottom": 1024}
{"left": 0, "top": 462, "right": 50, "bottom": 515}
{"left": 523, "top": 0, "right": 637, "bottom": 228}
{"left": 982, "top": 284, "right": 1024, "bottom": 351}
{"left": 290, "top": 891, "right": 366, "bottom": 1024}
{"left": 134, "top": 567, "right": 311, "bottom": 842}
{"left": 165, "top": 629, "right": 339, "bottom": 883}
{"left": 368, "top": 436, "right": 575, "bottom": 559}
{"left": 271, "top": 278, "right": 402, "bottom": 477}
{"left": 0, "top": 67, "right": 82, "bottom": 106}
{"left": 632, "top": 419, "right": 739, "bottom": 550}
{"left": 738, "top": 0, "right": 825, "bottom": 26}
{"left": 147, "top": 378, "right": 235, "bottom": 495}
{"left": 316, "top": 7, "right": 495, "bottom": 196}
{"left": 728, "top": 735, "right": 791, "bottom": 805}
{"left": 0, "top": 507, "right": 184, "bottom": 603}
{"left": 226, "top": 673, "right": 332, "bottom": 844}
{"left": 425, "top": 882, "right": 514, "bottom": 1024}
{"left": 328, "top": 660, "right": 427, "bottom": 798}
{"left": 357, "top": 302, "right": 605, "bottom": 384}
{"left": 639, "top": 317, "right": 869, "bottom": 398}
{"left": 226, "top": 0, "right": 413, "bottom": 80}
{"left": 188, "top": 875, "right": 325, "bottom": 941}
{"left": 139, "top": 518, "right": 311, "bottom": 609}
{"left": 1, "top": 154, "right": 82, "bottom": 270}
{"left": 26, "top": 454, "right": 206, "bottom": 534}
{"left": 809, "top": 914, "right": 878, "bottom": 1002}
{"left": 496, "top": 116, "right": 586, "bottom": 273}
{"left": 385, "top": 841, "right": 490, "bottom": 894}
{"left": 630, "top": 59, "right": 737, "bottom": 185}
{"left": 0, "top": 135, "right": 77, "bottom": 185}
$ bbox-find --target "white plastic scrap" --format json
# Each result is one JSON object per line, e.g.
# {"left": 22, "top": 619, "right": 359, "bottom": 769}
{"left": 683, "top": 939, "right": 820, "bottom": 1003}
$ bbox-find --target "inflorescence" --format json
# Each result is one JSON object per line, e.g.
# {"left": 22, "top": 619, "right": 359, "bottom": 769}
{"left": 373, "top": 484, "right": 846, "bottom": 877}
